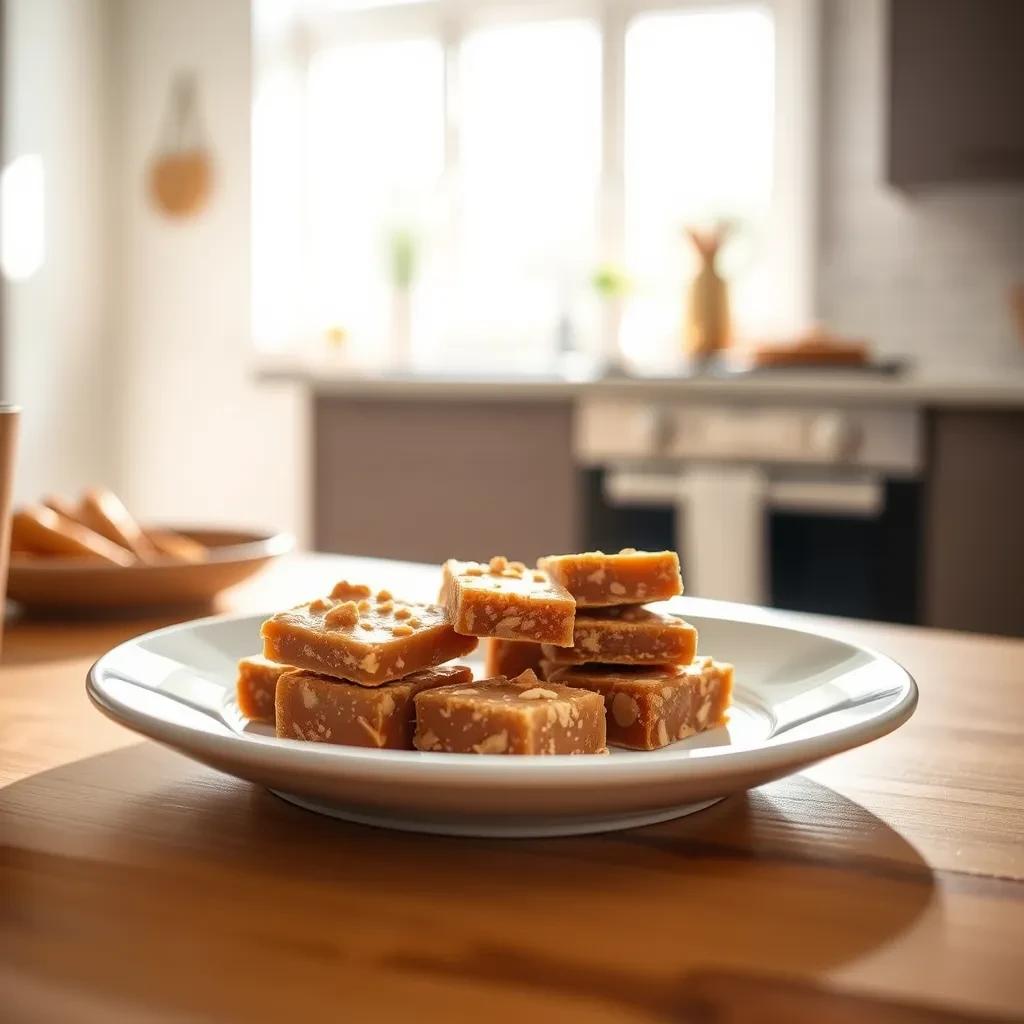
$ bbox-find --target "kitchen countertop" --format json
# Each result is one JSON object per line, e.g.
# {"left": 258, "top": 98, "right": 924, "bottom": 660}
{"left": 2, "top": 551, "right": 1023, "bottom": 1022}
{"left": 259, "top": 356, "right": 1024, "bottom": 408}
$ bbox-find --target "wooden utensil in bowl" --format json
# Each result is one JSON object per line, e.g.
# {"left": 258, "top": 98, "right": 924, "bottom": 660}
{"left": 7, "top": 526, "right": 293, "bottom": 611}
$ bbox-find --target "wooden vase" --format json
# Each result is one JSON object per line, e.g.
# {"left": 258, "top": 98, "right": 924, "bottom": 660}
{"left": 684, "top": 226, "right": 731, "bottom": 359}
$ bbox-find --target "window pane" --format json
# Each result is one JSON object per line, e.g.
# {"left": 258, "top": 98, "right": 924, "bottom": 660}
{"left": 306, "top": 38, "right": 444, "bottom": 357}
{"left": 624, "top": 6, "right": 774, "bottom": 361}
{"left": 447, "top": 19, "right": 601, "bottom": 366}
{"left": 253, "top": 65, "right": 307, "bottom": 351}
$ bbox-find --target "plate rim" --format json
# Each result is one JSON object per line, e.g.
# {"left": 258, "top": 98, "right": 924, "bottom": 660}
{"left": 85, "top": 604, "right": 918, "bottom": 785}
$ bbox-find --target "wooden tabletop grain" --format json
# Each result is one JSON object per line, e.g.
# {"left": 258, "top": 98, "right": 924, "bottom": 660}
{"left": 1, "top": 553, "right": 1022, "bottom": 1024}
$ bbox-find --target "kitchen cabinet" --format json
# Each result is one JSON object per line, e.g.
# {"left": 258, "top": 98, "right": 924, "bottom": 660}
{"left": 314, "top": 397, "right": 580, "bottom": 565}
{"left": 301, "top": 376, "right": 1024, "bottom": 637}
{"left": 923, "top": 410, "right": 1024, "bottom": 636}
{"left": 888, "top": 0, "right": 1024, "bottom": 186}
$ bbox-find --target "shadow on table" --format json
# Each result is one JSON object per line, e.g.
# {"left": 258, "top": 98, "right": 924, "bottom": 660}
{"left": 1, "top": 743, "right": 941, "bottom": 1021}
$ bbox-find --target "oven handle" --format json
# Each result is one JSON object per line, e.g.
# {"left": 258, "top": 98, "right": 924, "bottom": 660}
{"left": 605, "top": 469, "right": 884, "bottom": 518}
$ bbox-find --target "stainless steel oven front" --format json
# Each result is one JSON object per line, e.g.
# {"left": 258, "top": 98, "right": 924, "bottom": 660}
{"left": 576, "top": 397, "right": 924, "bottom": 624}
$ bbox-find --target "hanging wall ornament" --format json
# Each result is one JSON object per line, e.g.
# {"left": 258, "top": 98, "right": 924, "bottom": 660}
{"left": 148, "top": 72, "right": 214, "bottom": 219}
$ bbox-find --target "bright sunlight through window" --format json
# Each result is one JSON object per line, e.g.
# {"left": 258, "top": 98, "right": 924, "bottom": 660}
{"left": 307, "top": 38, "right": 444, "bottom": 352}
{"left": 253, "top": 1, "right": 796, "bottom": 370}
{"left": 623, "top": 7, "right": 775, "bottom": 363}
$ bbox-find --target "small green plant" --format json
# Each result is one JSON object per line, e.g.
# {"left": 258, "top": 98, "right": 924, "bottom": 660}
{"left": 591, "top": 263, "right": 632, "bottom": 299}
{"left": 387, "top": 226, "right": 418, "bottom": 291}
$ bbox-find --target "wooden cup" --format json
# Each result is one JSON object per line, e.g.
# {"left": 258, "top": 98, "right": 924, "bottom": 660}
{"left": 0, "top": 406, "right": 21, "bottom": 655}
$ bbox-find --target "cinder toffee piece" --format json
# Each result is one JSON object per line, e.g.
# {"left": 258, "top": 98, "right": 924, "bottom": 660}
{"left": 484, "top": 637, "right": 546, "bottom": 679}
{"left": 276, "top": 664, "right": 472, "bottom": 749}
{"left": 541, "top": 604, "right": 697, "bottom": 666}
{"left": 440, "top": 557, "right": 575, "bottom": 646}
{"left": 413, "top": 669, "right": 606, "bottom": 755}
{"left": 537, "top": 549, "right": 683, "bottom": 608}
{"left": 262, "top": 581, "right": 477, "bottom": 686}
{"left": 236, "top": 653, "right": 292, "bottom": 723}
{"left": 546, "top": 658, "right": 733, "bottom": 750}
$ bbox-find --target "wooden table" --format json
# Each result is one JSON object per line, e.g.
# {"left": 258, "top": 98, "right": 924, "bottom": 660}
{"left": 2, "top": 553, "right": 1022, "bottom": 1023}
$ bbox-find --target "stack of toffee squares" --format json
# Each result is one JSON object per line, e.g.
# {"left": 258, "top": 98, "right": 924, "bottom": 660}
{"left": 236, "top": 549, "right": 733, "bottom": 755}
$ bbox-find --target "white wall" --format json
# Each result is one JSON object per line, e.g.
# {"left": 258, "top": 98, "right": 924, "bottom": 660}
{"left": 818, "top": 0, "right": 1024, "bottom": 369}
{"left": 111, "top": 0, "right": 306, "bottom": 539}
{"left": 2, "top": 0, "right": 117, "bottom": 502}
{"left": 2, "top": 0, "right": 306, "bottom": 540}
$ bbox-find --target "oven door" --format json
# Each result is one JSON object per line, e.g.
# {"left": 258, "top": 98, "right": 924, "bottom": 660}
{"left": 575, "top": 398, "right": 924, "bottom": 625}
{"left": 585, "top": 464, "right": 922, "bottom": 625}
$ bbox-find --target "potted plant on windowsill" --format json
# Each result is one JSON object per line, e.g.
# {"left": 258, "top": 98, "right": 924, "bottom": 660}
{"left": 387, "top": 225, "right": 418, "bottom": 369}
{"left": 591, "top": 262, "right": 632, "bottom": 374}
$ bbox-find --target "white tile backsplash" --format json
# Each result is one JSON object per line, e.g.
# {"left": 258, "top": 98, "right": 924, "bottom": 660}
{"left": 817, "top": 0, "right": 1024, "bottom": 370}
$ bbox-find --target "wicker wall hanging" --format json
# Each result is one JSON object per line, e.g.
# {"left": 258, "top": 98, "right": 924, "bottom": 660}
{"left": 148, "top": 72, "right": 214, "bottom": 219}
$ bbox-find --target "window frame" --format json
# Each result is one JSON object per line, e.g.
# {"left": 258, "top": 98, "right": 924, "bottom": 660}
{"left": 254, "top": 0, "right": 821, "bottom": 349}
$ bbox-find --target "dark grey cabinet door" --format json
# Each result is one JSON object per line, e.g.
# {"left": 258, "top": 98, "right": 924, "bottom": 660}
{"left": 924, "top": 410, "right": 1024, "bottom": 636}
{"left": 889, "top": 0, "right": 1024, "bottom": 186}
{"left": 314, "top": 398, "right": 580, "bottom": 565}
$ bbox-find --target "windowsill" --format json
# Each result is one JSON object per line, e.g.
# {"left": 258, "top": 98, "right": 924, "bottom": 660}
{"left": 253, "top": 352, "right": 1024, "bottom": 409}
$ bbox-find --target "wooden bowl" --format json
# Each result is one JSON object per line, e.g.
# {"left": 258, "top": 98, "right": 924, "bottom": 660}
{"left": 7, "top": 526, "right": 293, "bottom": 611}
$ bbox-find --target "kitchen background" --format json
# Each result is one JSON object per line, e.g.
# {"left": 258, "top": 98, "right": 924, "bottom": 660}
{"left": 2, "top": 0, "right": 1022, "bottom": 633}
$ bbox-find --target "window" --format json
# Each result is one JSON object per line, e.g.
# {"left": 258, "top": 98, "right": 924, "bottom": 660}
{"left": 306, "top": 37, "right": 444, "bottom": 348}
{"left": 449, "top": 20, "right": 601, "bottom": 364}
{"left": 623, "top": 7, "right": 775, "bottom": 363}
{"left": 253, "top": 0, "right": 817, "bottom": 369}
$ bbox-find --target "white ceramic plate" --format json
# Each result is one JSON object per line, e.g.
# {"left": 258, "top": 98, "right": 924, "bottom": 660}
{"left": 86, "top": 600, "right": 917, "bottom": 837}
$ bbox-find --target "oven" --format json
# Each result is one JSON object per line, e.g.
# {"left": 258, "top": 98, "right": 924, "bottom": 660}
{"left": 576, "top": 398, "right": 925, "bottom": 624}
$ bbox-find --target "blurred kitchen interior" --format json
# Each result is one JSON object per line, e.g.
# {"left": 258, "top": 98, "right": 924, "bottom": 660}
{"left": 1, "top": 0, "right": 1022, "bottom": 635}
